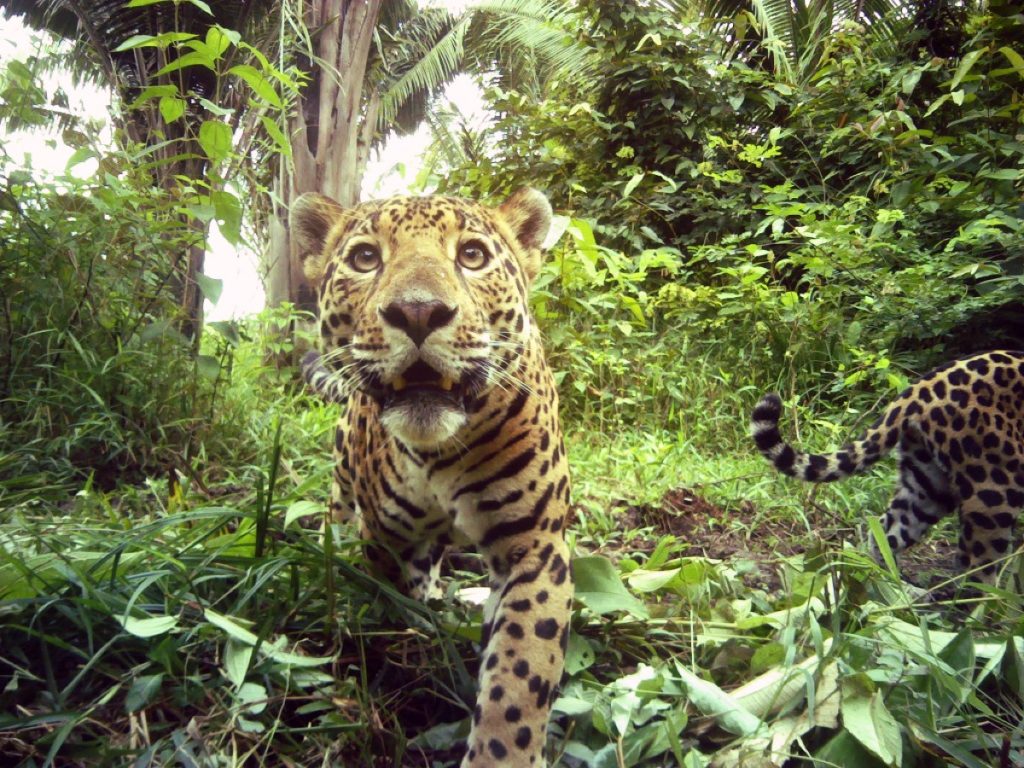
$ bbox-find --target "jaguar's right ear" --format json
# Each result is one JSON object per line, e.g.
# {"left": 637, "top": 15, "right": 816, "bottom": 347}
{"left": 291, "top": 193, "right": 345, "bottom": 282}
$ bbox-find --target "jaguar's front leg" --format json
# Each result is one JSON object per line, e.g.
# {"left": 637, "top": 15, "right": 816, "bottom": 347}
{"left": 462, "top": 533, "right": 573, "bottom": 768}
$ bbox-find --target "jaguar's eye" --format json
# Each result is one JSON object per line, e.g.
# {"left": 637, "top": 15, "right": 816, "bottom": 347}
{"left": 347, "top": 244, "right": 381, "bottom": 273}
{"left": 458, "top": 240, "right": 490, "bottom": 270}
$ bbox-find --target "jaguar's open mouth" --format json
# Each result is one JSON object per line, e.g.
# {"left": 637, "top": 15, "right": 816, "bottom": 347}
{"left": 373, "top": 360, "right": 465, "bottom": 410}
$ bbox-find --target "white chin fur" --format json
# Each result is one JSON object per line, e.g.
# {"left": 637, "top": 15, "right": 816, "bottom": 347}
{"left": 381, "top": 403, "right": 466, "bottom": 446}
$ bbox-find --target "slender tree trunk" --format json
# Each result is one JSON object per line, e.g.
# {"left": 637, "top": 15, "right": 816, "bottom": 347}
{"left": 264, "top": 0, "right": 384, "bottom": 316}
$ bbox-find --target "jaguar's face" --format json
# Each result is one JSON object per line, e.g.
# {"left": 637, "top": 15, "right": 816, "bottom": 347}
{"left": 291, "top": 190, "right": 552, "bottom": 447}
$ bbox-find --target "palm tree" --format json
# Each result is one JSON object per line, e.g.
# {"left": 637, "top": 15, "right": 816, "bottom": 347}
{"left": 267, "top": 0, "right": 593, "bottom": 314}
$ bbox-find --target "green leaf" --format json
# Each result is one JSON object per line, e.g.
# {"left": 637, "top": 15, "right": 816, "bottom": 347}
{"left": 673, "top": 661, "right": 764, "bottom": 736}
{"left": 224, "top": 638, "right": 253, "bottom": 688}
{"left": 949, "top": 48, "right": 984, "bottom": 91}
{"left": 205, "top": 26, "right": 234, "bottom": 58}
{"left": 284, "top": 500, "right": 320, "bottom": 529}
{"left": 118, "top": 614, "right": 179, "bottom": 638}
{"left": 198, "top": 120, "right": 233, "bottom": 163}
{"left": 999, "top": 46, "right": 1024, "bottom": 78}
{"left": 113, "top": 32, "right": 196, "bottom": 52}
{"left": 814, "top": 729, "right": 887, "bottom": 767}
{"left": 981, "top": 168, "right": 1020, "bottom": 181}
{"left": 196, "top": 273, "right": 223, "bottom": 304}
{"left": 626, "top": 567, "right": 680, "bottom": 593}
{"left": 208, "top": 320, "right": 241, "bottom": 346}
{"left": 205, "top": 608, "right": 259, "bottom": 646}
{"left": 65, "top": 147, "right": 96, "bottom": 173}
{"left": 236, "top": 681, "right": 267, "bottom": 715}
{"left": 125, "top": 674, "right": 163, "bottom": 712}
{"left": 212, "top": 190, "right": 242, "bottom": 244}
{"left": 564, "top": 631, "right": 596, "bottom": 675}
{"left": 128, "top": 84, "right": 178, "bottom": 109}
{"left": 622, "top": 172, "right": 645, "bottom": 199}
{"left": 229, "top": 65, "right": 282, "bottom": 108}
{"left": 159, "top": 96, "right": 186, "bottom": 124}
{"left": 572, "top": 556, "right": 648, "bottom": 618}
{"left": 841, "top": 687, "right": 902, "bottom": 765}
{"left": 153, "top": 50, "right": 216, "bottom": 78}
{"left": 260, "top": 115, "right": 291, "bottom": 157}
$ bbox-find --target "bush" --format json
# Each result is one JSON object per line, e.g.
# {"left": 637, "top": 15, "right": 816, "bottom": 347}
{"left": 0, "top": 162, "right": 208, "bottom": 489}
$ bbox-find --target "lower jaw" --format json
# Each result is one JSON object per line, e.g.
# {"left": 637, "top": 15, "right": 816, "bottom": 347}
{"left": 380, "top": 399, "right": 468, "bottom": 446}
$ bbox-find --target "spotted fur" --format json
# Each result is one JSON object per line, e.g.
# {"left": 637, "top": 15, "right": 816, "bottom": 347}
{"left": 751, "top": 351, "right": 1024, "bottom": 583}
{"left": 292, "top": 189, "right": 572, "bottom": 767}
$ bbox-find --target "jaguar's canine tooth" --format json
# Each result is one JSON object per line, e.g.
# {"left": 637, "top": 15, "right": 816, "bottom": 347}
{"left": 392, "top": 375, "right": 407, "bottom": 392}
{"left": 440, "top": 376, "right": 455, "bottom": 391}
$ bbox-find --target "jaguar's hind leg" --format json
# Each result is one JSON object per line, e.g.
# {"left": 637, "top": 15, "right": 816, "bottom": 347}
{"left": 874, "top": 431, "right": 956, "bottom": 564}
{"left": 956, "top": 484, "right": 1020, "bottom": 585}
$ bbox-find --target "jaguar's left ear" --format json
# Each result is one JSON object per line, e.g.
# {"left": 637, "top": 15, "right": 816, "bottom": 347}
{"left": 498, "top": 188, "right": 552, "bottom": 282}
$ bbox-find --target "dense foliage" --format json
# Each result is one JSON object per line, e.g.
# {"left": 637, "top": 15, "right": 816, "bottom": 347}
{"left": 437, "top": 0, "right": 1024, "bottom": 418}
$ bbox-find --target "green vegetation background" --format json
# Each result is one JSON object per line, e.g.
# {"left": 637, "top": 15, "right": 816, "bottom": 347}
{"left": 2, "top": 1, "right": 1023, "bottom": 766}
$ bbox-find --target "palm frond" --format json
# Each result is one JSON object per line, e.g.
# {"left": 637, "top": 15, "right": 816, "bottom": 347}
{"left": 376, "top": 13, "right": 471, "bottom": 132}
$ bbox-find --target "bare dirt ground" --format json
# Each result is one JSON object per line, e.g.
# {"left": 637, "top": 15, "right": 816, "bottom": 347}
{"left": 605, "top": 487, "right": 959, "bottom": 593}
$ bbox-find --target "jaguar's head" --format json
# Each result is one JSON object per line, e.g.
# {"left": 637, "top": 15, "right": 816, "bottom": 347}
{"left": 291, "top": 189, "right": 552, "bottom": 447}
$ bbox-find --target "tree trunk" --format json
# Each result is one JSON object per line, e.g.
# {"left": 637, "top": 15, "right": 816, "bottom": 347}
{"left": 263, "top": 0, "right": 384, "bottom": 318}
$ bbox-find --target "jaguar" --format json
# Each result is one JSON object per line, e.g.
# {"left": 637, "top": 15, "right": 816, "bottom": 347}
{"left": 292, "top": 188, "right": 573, "bottom": 767}
{"left": 751, "top": 350, "right": 1024, "bottom": 583}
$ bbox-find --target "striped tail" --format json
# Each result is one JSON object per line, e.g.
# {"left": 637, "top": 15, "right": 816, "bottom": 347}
{"left": 750, "top": 393, "right": 890, "bottom": 482}
{"left": 301, "top": 351, "right": 348, "bottom": 404}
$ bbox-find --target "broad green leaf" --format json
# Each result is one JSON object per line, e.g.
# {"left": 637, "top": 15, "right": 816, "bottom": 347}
{"left": 622, "top": 172, "right": 645, "bottom": 199}
{"left": 159, "top": 96, "right": 185, "bottom": 124}
{"left": 673, "top": 661, "right": 764, "bottom": 736}
{"left": 212, "top": 190, "right": 242, "bottom": 244}
{"left": 552, "top": 694, "right": 593, "bottom": 716}
{"left": 982, "top": 168, "right": 1020, "bottom": 181}
{"left": 125, "top": 674, "right": 163, "bottom": 712}
{"left": 113, "top": 32, "right": 196, "bottom": 51}
{"left": 814, "top": 729, "right": 886, "bottom": 767}
{"left": 263, "top": 646, "right": 335, "bottom": 668}
{"left": 198, "top": 120, "right": 233, "bottom": 163}
{"left": 572, "top": 556, "right": 648, "bottom": 618}
{"left": 224, "top": 638, "right": 253, "bottom": 688}
{"left": 841, "top": 687, "right": 902, "bottom": 765}
{"left": 196, "top": 273, "right": 223, "bottom": 304}
{"left": 128, "top": 84, "right": 178, "bottom": 109}
{"left": 153, "top": 50, "right": 216, "bottom": 78}
{"left": 65, "top": 147, "right": 96, "bottom": 172}
{"left": 564, "top": 631, "right": 596, "bottom": 675}
{"left": 284, "top": 499, "right": 321, "bottom": 529}
{"left": 236, "top": 681, "right": 267, "bottom": 715}
{"left": 208, "top": 320, "right": 240, "bottom": 346}
{"left": 626, "top": 567, "right": 680, "bottom": 593}
{"left": 949, "top": 48, "right": 984, "bottom": 90}
{"left": 205, "top": 26, "right": 234, "bottom": 58}
{"left": 119, "top": 614, "right": 179, "bottom": 638}
{"left": 999, "top": 46, "right": 1024, "bottom": 78}
{"left": 205, "top": 608, "right": 259, "bottom": 646}
{"left": 229, "top": 64, "right": 282, "bottom": 108}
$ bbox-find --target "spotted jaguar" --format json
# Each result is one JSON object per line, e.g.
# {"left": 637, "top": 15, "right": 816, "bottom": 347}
{"left": 751, "top": 351, "right": 1024, "bottom": 583}
{"left": 292, "top": 189, "right": 572, "bottom": 767}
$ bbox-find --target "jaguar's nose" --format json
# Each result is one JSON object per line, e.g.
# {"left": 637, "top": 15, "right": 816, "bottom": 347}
{"left": 380, "top": 300, "right": 457, "bottom": 347}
